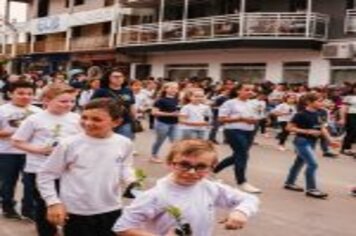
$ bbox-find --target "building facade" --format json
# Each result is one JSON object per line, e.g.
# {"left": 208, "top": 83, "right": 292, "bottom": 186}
{"left": 2, "top": 0, "right": 356, "bottom": 85}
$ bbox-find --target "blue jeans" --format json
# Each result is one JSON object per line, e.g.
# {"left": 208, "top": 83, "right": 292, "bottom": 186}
{"left": 114, "top": 123, "right": 134, "bottom": 140}
{"left": 214, "top": 129, "right": 254, "bottom": 185}
{"left": 0, "top": 154, "right": 35, "bottom": 214}
{"left": 180, "top": 129, "right": 208, "bottom": 140}
{"left": 285, "top": 137, "right": 318, "bottom": 190}
{"left": 151, "top": 121, "right": 177, "bottom": 157}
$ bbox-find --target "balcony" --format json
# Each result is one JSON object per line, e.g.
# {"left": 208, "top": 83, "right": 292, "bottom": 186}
{"left": 71, "top": 35, "right": 110, "bottom": 51}
{"left": 118, "top": 12, "right": 329, "bottom": 47}
{"left": 16, "top": 43, "right": 30, "bottom": 55}
{"left": 345, "top": 9, "right": 356, "bottom": 33}
{"left": 33, "top": 40, "right": 66, "bottom": 53}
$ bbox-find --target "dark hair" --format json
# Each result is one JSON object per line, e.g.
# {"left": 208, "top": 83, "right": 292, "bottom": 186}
{"left": 83, "top": 98, "right": 125, "bottom": 121}
{"left": 298, "top": 92, "right": 322, "bottom": 110}
{"left": 8, "top": 80, "right": 35, "bottom": 93}
{"left": 228, "top": 83, "right": 253, "bottom": 99}
{"left": 100, "top": 69, "right": 128, "bottom": 89}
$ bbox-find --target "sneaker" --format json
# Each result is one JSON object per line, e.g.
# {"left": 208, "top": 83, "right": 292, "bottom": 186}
{"left": 3, "top": 209, "right": 22, "bottom": 220}
{"left": 240, "top": 183, "right": 262, "bottom": 194}
{"left": 284, "top": 184, "right": 304, "bottom": 192}
{"left": 149, "top": 158, "right": 163, "bottom": 164}
{"left": 306, "top": 189, "right": 328, "bottom": 199}
{"left": 323, "top": 152, "right": 338, "bottom": 158}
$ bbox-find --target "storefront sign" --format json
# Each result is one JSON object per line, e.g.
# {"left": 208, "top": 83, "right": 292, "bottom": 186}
{"left": 70, "top": 7, "right": 115, "bottom": 27}
{"left": 31, "top": 14, "right": 69, "bottom": 35}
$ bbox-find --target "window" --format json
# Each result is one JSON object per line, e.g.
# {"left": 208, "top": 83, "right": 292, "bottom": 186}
{"left": 221, "top": 63, "right": 266, "bottom": 83}
{"left": 102, "top": 22, "right": 111, "bottom": 35}
{"left": 347, "top": 0, "right": 355, "bottom": 9}
{"left": 283, "top": 62, "right": 310, "bottom": 84}
{"left": 104, "top": 0, "right": 115, "bottom": 7}
{"left": 72, "top": 27, "right": 82, "bottom": 38}
{"left": 74, "top": 0, "right": 84, "bottom": 6}
{"left": 331, "top": 60, "right": 356, "bottom": 84}
{"left": 65, "top": 0, "right": 69, "bottom": 8}
{"left": 165, "top": 64, "right": 208, "bottom": 81}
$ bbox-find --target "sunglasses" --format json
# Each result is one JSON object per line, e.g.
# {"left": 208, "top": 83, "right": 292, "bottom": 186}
{"left": 172, "top": 161, "right": 212, "bottom": 173}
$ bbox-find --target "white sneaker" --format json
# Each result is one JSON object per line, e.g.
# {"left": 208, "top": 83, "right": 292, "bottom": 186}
{"left": 278, "top": 146, "right": 286, "bottom": 151}
{"left": 240, "top": 183, "right": 262, "bottom": 194}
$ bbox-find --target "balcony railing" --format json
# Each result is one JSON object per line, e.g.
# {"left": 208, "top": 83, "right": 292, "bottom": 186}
{"left": 34, "top": 40, "right": 66, "bottom": 53}
{"left": 16, "top": 43, "right": 30, "bottom": 55}
{"left": 345, "top": 9, "right": 356, "bottom": 33}
{"left": 71, "top": 35, "right": 110, "bottom": 51}
{"left": 118, "top": 12, "right": 329, "bottom": 46}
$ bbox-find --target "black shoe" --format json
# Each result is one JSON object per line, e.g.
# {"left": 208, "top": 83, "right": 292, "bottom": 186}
{"left": 340, "top": 150, "right": 355, "bottom": 157}
{"left": 284, "top": 184, "right": 304, "bottom": 192}
{"left": 21, "top": 211, "right": 36, "bottom": 221}
{"left": 306, "top": 189, "right": 328, "bottom": 199}
{"left": 3, "top": 209, "right": 22, "bottom": 220}
{"left": 323, "top": 152, "right": 338, "bottom": 158}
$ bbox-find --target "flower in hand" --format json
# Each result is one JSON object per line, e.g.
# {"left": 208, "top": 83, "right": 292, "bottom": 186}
{"left": 223, "top": 210, "right": 248, "bottom": 230}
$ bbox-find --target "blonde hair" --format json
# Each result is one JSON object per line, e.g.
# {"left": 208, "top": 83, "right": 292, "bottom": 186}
{"left": 41, "top": 83, "right": 76, "bottom": 101}
{"left": 166, "top": 139, "right": 218, "bottom": 165}
{"left": 158, "top": 82, "right": 179, "bottom": 98}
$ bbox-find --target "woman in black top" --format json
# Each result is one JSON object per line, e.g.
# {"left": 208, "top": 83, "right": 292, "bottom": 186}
{"left": 91, "top": 69, "right": 135, "bottom": 140}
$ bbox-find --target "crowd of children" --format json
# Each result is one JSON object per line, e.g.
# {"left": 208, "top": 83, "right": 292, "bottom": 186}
{"left": 0, "top": 67, "right": 355, "bottom": 235}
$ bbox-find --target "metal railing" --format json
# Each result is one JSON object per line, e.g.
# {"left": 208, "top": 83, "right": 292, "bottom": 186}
{"left": 71, "top": 35, "right": 110, "bottom": 51}
{"left": 16, "top": 43, "right": 30, "bottom": 55}
{"left": 345, "top": 9, "right": 356, "bottom": 33}
{"left": 118, "top": 12, "right": 329, "bottom": 46}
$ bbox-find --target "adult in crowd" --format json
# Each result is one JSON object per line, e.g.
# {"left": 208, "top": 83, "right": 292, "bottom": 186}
{"left": 91, "top": 69, "right": 135, "bottom": 140}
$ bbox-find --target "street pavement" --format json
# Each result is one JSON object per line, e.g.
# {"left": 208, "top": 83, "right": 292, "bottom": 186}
{"left": 0, "top": 128, "right": 355, "bottom": 236}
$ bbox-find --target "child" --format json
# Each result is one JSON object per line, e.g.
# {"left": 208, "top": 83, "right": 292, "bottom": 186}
{"left": 36, "top": 98, "right": 136, "bottom": 236}
{"left": 0, "top": 80, "right": 42, "bottom": 219}
{"left": 150, "top": 82, "right": 180, "bottom": 163}
{"left": 272, "top": 94, "right": 297, "bottom": 151}
{"left": 113, "top": 139, "right": 259, "bottom": 236}
{"left": 11, "top": 83, "right": 82, "bottom": 236}
{"left": 284, "top": 93, "right": 339, "bottom": 199}
{"left": 179, "top": 88, "right": 212, "bottom": 140}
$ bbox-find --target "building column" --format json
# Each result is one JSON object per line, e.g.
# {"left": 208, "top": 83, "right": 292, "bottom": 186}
{"left": 266, "top": 61, "right": 283, "bottom": 84}
{"left": 239, "top": 0, "right": 246, "bottom": 37}
{"left": 208, "top": 62, "right": 221, "bottom": 82}
{"left": 306, "top": 0, "right": 312, "bottom": 37}
{"left": 65, "top": 28, "right": 72, "bottom": 51}
{"left": 151, "top": 62, "right": 165, "bottom": 79}
{"left": 130, "top": 63, "right": 137, "bottom": 80}
{"left": 30, "top": 34, "right": 35, "bottom": 53}
{"left": 158, "top": 0, "right": 165, "bottom": 42}
{"left": 309, "top": 59, "right": 330, "bottom": 86}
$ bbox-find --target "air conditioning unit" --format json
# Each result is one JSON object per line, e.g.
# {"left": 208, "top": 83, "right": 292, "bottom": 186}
{"left": 322, "top": 43, "right": 353, "bottom": 59}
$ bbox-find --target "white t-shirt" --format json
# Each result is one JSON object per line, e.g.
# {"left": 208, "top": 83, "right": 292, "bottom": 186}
{"left": 113, "top": 175, "right": 259, "bottom": 236}
{"left": 0, "top": 103, "right": 42, "bottom": 154}
{"left": 249, "top": 99, "right": 267, "bottom": 119}
{"left": 272, "top": 103, "right": 297, "bottom": 122}
{"left": 78, "top": 89, "right": 95, "bottom": 107}
{"left": 179, "top": 103, "right": 212, "bottom": 130}
{"left": 12, "top": 110, "right": 82, "bottom": 173}
{"left": 344, "top": 95, "right": 356, "bottom": 114}
{"left": 218, "top": 99, "right": 256, "bottom": 131}
{"left": 37, "top": 133, "right": 135, "bottom": 215}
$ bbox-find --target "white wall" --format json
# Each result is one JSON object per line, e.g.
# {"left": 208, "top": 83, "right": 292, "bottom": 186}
{"left": 147, "top": 48, "right": 331, "bottom": 86}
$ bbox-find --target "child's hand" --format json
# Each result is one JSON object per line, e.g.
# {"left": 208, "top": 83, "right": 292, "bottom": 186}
{"left": 165, "top": 228, "right": 177, "bottom": 236}
{"left": 224, "top": 210, "right": 248, "bottom": 230}
{"left": 36, "top": 146, "right": 53, "bottom": 155}
{"left": 47, "top": 203, "right": 68, "bottom": 226}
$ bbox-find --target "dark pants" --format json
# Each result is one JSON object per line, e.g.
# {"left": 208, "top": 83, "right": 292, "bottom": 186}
{"left": 0, "top": 154, "right": 34, "bottom": 214}
{"left": 258, "top": 118, "right": 267, "bottom": 134}
{"left": 214, "top": 129, "right": 254, "bottom": 185}
{"left": 64, "top": 209, "right": 122, "bottom": 236}
{"left": 27, "top": 174, "right": 58, "bottom": 236}
{"left": 342, "top": 114, "right": 356, "bottom": 151}
{"left": 277, "top": 121, "right": 290, "bottom": 146}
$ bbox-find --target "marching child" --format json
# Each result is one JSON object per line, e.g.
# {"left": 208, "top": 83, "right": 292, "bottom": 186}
{"left": 284, "top": 93, "right": 340, "bottom": 199}
{"left": 179, "top": 88, "right": 212, "bottom": 140}
{"left": 11, "top": 83, "right": 82, "bottom": 236}
{"left": 272, "top": 93, "right": 297, "bottom": 151}
{"left": 0, "top": 80, "right": 42, "bottom": 219}
{"left": 113, "top": 139, "right": 259, "bottom": 236}
{"left": 36, "top": 98, "right": 137, "bottom": 236}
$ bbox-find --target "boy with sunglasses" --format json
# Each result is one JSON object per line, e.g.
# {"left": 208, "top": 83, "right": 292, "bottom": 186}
{"left": 113, "top": 139, "right": 259, "bottom": 236}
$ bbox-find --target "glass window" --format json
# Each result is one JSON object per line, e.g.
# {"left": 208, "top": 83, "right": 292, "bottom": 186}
{"left": 165, "top": 64, "right": 208, "bottom": 81}
{"left": 221, "top": 63, "right": 266, "bottom": 83}
{"left": 331, "top": 68, "right": 356, "bottom": 85}
{"left": 283, "top": 62, "right": 310, "bottom": 84}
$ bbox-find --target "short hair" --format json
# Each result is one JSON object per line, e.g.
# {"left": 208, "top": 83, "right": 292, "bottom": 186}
{"left": 83, "top": 98, "right": 125, "bottom": 121}
{"left": 41, "top": 83, "right": 76, "bottom": 101}
{"left": 8, "top": 80, "right": 35, "bottom": 93}
{"left": 166, "top": 139, "right": 218, "bottom": 165}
